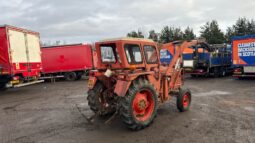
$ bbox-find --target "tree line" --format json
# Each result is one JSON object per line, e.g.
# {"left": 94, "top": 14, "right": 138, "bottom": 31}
{"left": 127, "top": 17, "right": 255, "bottom": 44}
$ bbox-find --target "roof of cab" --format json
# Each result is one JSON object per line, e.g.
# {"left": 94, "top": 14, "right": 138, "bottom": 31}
{"left": 98, "top": 37, "right": 154, "bottom": 43}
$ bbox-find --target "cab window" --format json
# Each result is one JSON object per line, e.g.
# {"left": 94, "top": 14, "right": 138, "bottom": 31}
{"left": 100, "top": 44, "right": 116, "bottom": 63}
{"left": 124, "top": 44, "right": 142, "bottom": 64}
{"left": 144, "top": 45, "right": 158, "bottom": 63}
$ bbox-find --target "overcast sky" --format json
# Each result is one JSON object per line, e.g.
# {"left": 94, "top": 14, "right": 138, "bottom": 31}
{"left": 1, "top": 0, "right": 255, "bottom": 44}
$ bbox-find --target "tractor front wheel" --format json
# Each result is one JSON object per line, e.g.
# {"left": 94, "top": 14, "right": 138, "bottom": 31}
{"left": 120, "top": 79, "right": 158, "bottom": 130}
{"left": 177, "top": 89, "right": 191, "bottom": 112}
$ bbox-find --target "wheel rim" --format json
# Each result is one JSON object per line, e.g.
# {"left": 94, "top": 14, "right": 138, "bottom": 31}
{"left": 183, "top": 93, "right": 190, "bottom": 108}
{"left": 132, "top": 90, "right": 155, "bottom": 122}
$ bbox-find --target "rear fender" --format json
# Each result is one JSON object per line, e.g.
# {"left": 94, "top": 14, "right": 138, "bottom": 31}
{"left": 114, "top": 80, "right": 132, "bottom": 97}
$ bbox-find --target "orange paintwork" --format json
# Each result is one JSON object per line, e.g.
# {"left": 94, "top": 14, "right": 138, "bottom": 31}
{"left": 163, "top": 40, "right": 208, "bottom": 56}
{"left": 90, "top": 38, "right": 203, "bottom": 103}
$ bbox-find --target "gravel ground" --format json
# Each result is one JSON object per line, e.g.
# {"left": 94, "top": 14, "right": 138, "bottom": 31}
{"left": 0, "top": 77, "right": 254, "bottom": 143}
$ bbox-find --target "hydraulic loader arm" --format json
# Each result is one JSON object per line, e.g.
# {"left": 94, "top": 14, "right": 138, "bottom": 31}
{"left": 165, "top": 40, "right": 200, "bottom": 76}
{"left": 160, "top": 40, "right": 203, "bottom": 101}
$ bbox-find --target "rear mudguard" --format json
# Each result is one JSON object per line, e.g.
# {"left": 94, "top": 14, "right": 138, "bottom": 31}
{"left": 114, "top": 80, "right": 132, "bottom": 97}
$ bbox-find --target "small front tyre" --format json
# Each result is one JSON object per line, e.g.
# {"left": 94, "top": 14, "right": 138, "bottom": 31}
{"left": 177, "top": 89, "right": 191, "bottom": 112}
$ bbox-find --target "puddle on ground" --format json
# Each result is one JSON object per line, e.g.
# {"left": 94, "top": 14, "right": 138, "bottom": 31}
{"left": 243, "top": 106, "right": 255, "bottom": 112}
{"left": 193, "top": 90, "right": 231, "bottom": 97}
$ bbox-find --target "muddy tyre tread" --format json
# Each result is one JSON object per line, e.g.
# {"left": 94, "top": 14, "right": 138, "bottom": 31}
{"left": 177, "top": 88, "right": 192, "bottom": 112}
{"left": 120, "top": 78, "right": 158, "bottom": 130}
{"left": 0, "top": 83, "right": 7, "bottom": 91}
{"left": 87, "top": 83, "right": 103, "bottom": 113}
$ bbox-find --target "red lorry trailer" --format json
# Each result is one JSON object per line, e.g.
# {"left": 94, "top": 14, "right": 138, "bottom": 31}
{"left": 0, "top": 25, "right": 43, "bottom": 90}
{"left": 41, "top": 44, "right": 93, "bottom": 81}
{"left": 232, "top": 34, "right": 255, "bottom": 78}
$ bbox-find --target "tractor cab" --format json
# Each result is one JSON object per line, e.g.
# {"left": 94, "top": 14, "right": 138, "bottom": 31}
{"left": 94, "top": 38, "right": 159, "bottom": 71}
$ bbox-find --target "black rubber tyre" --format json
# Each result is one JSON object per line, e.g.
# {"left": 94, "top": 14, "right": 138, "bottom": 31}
{"left": 220, "top": 67, "right": 226, "bottom": 77}
{"left": 76, "top": 75, "right": 82, "bottom": 80}
{"left": 65, "top": 72, "right": 77, "bottom": 81}
{"left": 238, "top": 77, "right": 244, "bottom": 80}
{"left": 177, "top": 89, "right": 192, "bottom": 112}
{"left": 213, "top": 67, "right": 220, "bottom": 78}
{"left": 190, "top": 74, "right": 197, "bottom": 78}
{"left": 87, "top": 82, "right": 115, "bottom": 116}
{"left": 119, "top": 79, "right": 158, "bottom": 130}
{"left": 0, "top": 83, "right": 7, "bottom": 91}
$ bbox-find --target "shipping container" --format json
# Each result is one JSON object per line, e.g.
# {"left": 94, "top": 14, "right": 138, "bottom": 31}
{"left": 0, "top": 25, "right": 43, "bottom": 90}
{"left": 232, "top": 34, "right": 255, "bottom": 78}
{"left": 41, "top": 43, "right": 93, "bottom": 81}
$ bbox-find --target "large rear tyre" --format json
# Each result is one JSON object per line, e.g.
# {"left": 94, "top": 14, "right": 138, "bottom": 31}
{"left": 177, "top": 89, "right": 191, "bottom": 112}
{"left": 87, "top": 82, "right": 115, "bottom": 116}
{"left": 120, "top": 79, "right": 158, "bottom": 130}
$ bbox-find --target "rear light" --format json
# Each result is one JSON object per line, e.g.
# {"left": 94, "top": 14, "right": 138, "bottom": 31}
{"left": 13, "top": 76, "right": 20, "bottom": 80}
{"left": 234, "top": 68, "right": 241, "bottom": 72}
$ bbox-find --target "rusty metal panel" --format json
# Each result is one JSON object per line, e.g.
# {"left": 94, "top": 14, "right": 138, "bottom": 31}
{"left": 114, "top": 80, "right": 131, "bottom": 97}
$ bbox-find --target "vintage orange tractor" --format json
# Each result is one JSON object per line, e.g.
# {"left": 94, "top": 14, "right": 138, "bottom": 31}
{"left": 87, "top": 38, "right": 200, "bottom": 130}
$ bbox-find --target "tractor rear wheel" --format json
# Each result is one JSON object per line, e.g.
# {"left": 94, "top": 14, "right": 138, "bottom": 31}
{"left": 177, "top": 89, "right": 191, "bottom": 112}
{"left": 120, "top": 79, "right": 158, "bottom": 130}
{"left": 87, "top": 82, "right": 115, "bottom": 116}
